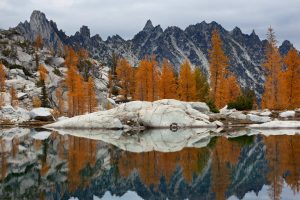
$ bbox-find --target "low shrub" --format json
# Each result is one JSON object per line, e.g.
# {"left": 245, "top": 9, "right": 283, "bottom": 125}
{"left": 206, "top": 99, "right": 219, "bottom": 113}
{"left": 227, "top": 90, "right": 255, "bottom": 110}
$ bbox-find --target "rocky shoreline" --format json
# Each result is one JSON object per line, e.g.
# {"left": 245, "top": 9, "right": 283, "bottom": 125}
{"left": 1, "top": 100, "right": 300, "bottom": 131}
{"left": 44, "top": 100, "right": 300, "bottom": 131}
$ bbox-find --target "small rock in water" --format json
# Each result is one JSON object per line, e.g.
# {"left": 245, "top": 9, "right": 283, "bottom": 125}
{"left": 279, "top": 110, "right": 295, "bottom": 118}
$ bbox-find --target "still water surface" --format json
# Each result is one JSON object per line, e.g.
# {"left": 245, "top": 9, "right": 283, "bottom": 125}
{"left": 0, "top": 128, "right": 300, "bottom": 200}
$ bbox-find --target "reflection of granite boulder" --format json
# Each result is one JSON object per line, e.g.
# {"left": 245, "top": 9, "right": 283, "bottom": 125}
{"left": 50, "top": 128, "right": 213, "bottom": 153}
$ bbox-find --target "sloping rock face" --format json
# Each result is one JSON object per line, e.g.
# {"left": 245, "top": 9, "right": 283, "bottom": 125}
{"left": 0, "top": 28, "right": 109, "bottom": 112}
{"left": 44, "top": 99, "right": 214, "bottom": 129}
{"left": 0, "top": 105, "right": 30, "bottom": 123}
{"left": 15, "top": 11, "right": 296, "bottom": 98}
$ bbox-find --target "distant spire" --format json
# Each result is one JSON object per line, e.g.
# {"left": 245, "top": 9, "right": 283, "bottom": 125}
{"left": 30, "top": 10, "right": 47, "bottom": 21}
{"left": 250, "top": 29, "right": 257, "bottom": 36}
{"left": 143, "top": 19, "right": 154, "bottom": 32}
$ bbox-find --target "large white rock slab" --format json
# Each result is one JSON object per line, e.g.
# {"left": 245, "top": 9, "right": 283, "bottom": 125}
{"left": 45, "top": 100, "right": 215, "bottom": 129}
{"left": 30, "top": 107, "right": 54, "bottom": 121}
{"left": 44, "top": 111, "right": 123, "bottom": 129}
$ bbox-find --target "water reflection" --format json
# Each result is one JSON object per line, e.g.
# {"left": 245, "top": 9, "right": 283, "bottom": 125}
{"left": 0, "top": 128, "right": 299, "bottom": 200}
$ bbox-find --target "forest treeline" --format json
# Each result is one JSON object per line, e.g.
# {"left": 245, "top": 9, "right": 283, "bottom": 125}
{"left": 110, "top": 28, "right": 300, "bottom": 111}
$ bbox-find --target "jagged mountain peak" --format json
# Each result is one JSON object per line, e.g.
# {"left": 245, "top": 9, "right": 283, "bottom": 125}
{"left": 279, "top": 40, "right": 294, "bottom": 55}
{"left": 79, "top": 25, "right": 90, "bottom": 38}
{"left": 143, "top": 19, "right": 154, "bottom": 32}
{"left": 30, "top": 10, "right": 47, "bottom": 21}
{"left": 107, "top": 34, "right": 124, "bottom": 42}
{"left": 232, "top": 26, "right": 243, "bottom": 35}
{"left": 250, "top": 29, "right": 257, "bottom": 36}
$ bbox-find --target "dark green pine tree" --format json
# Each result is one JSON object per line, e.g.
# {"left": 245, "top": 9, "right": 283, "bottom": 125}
{"left": 41, "top": 80, "right": 50, "bottom": 108}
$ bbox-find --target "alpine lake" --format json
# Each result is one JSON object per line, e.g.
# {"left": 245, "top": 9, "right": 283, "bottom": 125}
{"left": 0, "top": 127, "right": 300, "bottom": 200}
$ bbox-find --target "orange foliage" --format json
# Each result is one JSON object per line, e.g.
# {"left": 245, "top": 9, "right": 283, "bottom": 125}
{"left": 32, "top": 96, "right": 42, "bottom": 108}
{"left": 281, "top": 48, "right": 300, "bottom": 109}
{"left": 209, "top": 30, "right": 229, "bottom": 108}
{"left": 64, "top": 46, "right": 79, "bottom": 68}
{"left": 75, "top": 74, "right": 86, "bottom": 115}
{"left": 261, "top": 27, "right": 282, "bottom": 110}
{"left": 65, "top": 65, "right": 79, "bottom": 116}
{"left": 116, "top": 58, "right": 135, "bottom": 100}
{"left": 134, "top": 56, "right": 159, "bottom": 101}
{"left": 10, "top": 86, "right": 18, "bottom": 108}
{"left": 264, "top": 135, "right": 300, "bottom": 197}
{"left": 226, "top": 73, "right": 241, "bottom": 102}
{"left": 211, "top": 137, "right": 241, "bottom": 200}
{"left": 78, "top": 48, "right": 89, "bottom": 61}
{"left": 38, "top": 64, "right": 48, "bottom": 82}
{"left": 11, "top": 137, "right": 19, "bottom": 158}
{"left": 117, "top": 148, "right": 209, "bottom": 186}
{"left": 85, "top": 77, "right": 98, "bottom": 113}
{"left": 178, "top": 60, "right": 196, "bottom": 101}
{"left": 34, "top": 33, "right": 43, "bottom": 51}
{"left": 67, "top": 136, "right": 97, "bottom": 192}
{"left": 158, "top": 59, "right": 177, "bottom": 99}
{"left": 0, "top": 63, "right": 6, "bottom": 92}
{"left": 0, "top": 138, "right": 7, "bottom": 181}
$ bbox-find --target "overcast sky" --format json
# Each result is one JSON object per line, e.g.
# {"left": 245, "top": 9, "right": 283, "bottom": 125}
{"left": 1, "top": 0, "right": 299, "bottom": 48}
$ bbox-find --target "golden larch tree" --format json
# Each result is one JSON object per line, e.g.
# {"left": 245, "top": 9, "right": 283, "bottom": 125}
{"left": 209, "top": 29, "right": 230, "bottom": 108}
{"left": 65, "top": 65, "right": 78, "bottom": 116}
{"left": 34, "top": 34, "right": 43, "bottom": 70}
{"left": 178, "top": 60, "right": 197, "bottom": 101}
{"left": 85, "top": 76, "right": 98, "bottom": 113}
{"left": 158, "top": 59, "right": 177, "bottom": 99}
{"left": 78, "top": 48, "right": 89, "bottom": 61}
{"left": 64, "top": 46, "right": 79, "bottom": 68}
{"left": 261, "top": 27, "right": 282, "bottom": 110}
{"left": 75, "top": 74, "right": 86, "bottom": 115}
{"left": 194, "top": 67, "right": 209, "bottom": 102}
{"left": 116, "top": 58, "right": 135, "bottom": 100}
{"left": 34, "top": 33, "right": 43, "bottom": 51}
{"left": 226, "top": 73, "right": 241, "bottom": 103}
{"left": 134, "top": 61, "right": 147, "bottom": 101}
{"left": 38, "top": 64, "right": 48, "bottom": 82}
{"left": 10, "top": 86, "right": 18, "bottom": 108}
{"left": 282, "top": 47, "right": 300, "bottom": 109}
{"left": 134, "top": 56, "right": 159, "bottom": 101}
{"left": 0, "top": 63, "right": 6, "bottom": 92}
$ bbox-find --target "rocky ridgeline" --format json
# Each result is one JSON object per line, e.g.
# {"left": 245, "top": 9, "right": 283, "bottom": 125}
{"left": 0, "top": 29, "right": 110, "bottom": 124}
{"left": 15, "top": 10, "right": 295, "bottom": 98}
